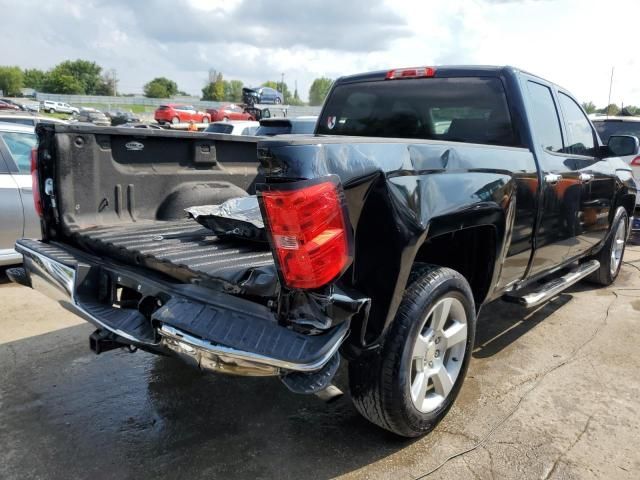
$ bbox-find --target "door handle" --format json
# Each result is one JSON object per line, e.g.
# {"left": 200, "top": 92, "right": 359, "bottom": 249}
{"left": 544, "top": 173, "right": 563, "bottom": 186}
{"left": 578, "top": 172, "right": 594, "bottom": 184}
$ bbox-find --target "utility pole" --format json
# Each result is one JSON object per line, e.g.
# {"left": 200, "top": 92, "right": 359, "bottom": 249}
{"left": 281, "top": 72, "right": 285, "bottom": 96}
{"left": 606, "top": 67, "right": 614, "bottom": 118}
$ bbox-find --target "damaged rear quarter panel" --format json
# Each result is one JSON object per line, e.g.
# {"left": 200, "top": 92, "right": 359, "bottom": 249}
{"left": 260, "top": 137, "right": 537, "bottom": 346}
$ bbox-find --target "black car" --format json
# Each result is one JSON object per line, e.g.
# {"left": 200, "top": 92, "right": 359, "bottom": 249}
{"left": 242, "top": 86, "right": 284, "bottom": 105}
{"left": 254, "top": 116, "right": 317, "bottom": 136}
{"left": 107, "top": 111, "right": 141, "bottom": 126}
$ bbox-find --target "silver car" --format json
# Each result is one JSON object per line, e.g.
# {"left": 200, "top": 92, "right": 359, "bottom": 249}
{"left": 0, "top": 122, "right": 39, "bottom": 265}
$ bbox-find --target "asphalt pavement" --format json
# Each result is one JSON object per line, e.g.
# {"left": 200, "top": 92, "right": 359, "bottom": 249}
{"left": 1, "top": 242, "right": 639, "bottom": 480}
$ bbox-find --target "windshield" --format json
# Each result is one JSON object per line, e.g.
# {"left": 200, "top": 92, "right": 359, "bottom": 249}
{"left": 205, "top": 123, "right": 234, "bottom": 134}
{"left": 316, "top": 77, "right": 518, "bottom": 146}
{"left": 593, "top": 120, "right": 640, "bottom": 143}
{"left": 0, "top": 131, "right": 37, "bottom": 172}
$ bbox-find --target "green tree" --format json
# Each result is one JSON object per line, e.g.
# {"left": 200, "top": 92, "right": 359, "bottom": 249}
{"left": 202, "top": 73, "right": 226, "bottom": 101}
{"left": 41, "top": 69, "right": 83, "bottom": 94}
{"left": 308, "top": 77, "right": 333, "bottom": 106}
{"left": 597, "top": 103, "right": 620, "bottom": 116}
{"left": 0, "top": 66, "right": 24, "bottom": 96}
{"left": 289, "top": 85, "right": 305, "bottom": 106}
{"left": 23, "top": 68, "right": 47, "bottom": 91}
{"left": 49, "top": 59, "right": 103, "bottom": 94}
{"left": 581, "top": 101, "right": 597, "bottom": 114}
{"left": 225, "top": 79, "right": 244, "bottom": 102}
{"left": 144, "top": 77, "right": 178, "bottom": 98}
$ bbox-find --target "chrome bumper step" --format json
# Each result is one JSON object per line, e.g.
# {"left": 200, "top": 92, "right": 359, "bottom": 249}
{"left": 13, "top": 239, "right": 348, "bottom": 377}
{"left": 503, "top": 260, "right": 600, "bottom": 308}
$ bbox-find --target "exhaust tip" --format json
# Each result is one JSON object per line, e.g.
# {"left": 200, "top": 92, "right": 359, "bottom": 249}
{"left": 314, "top": 384, "right": 344, "bottom": 403}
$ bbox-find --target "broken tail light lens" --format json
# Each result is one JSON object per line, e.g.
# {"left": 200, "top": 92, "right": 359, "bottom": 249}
{"left": 31, "top": 147, "right": 43, "bottom": 217}
{"left": 258, "top": 177, "right": 352, "bottom": 289}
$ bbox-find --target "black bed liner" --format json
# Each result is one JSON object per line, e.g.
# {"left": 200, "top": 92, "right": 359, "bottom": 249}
{"left": 71, "top": 219, "right": 274, "bottom": 284}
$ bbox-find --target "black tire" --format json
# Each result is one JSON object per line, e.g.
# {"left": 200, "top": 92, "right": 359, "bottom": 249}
{"left": 586, "top": 207, "right": 628, "bottom": 286}
{"left": 171, "top": 116, "right": 180, "bottom": 125}
{"left": 275, "top": 97, "right": 282, "bottom": 104}
{"left": 349, "top": 265, "right": 476, "bottom": 437}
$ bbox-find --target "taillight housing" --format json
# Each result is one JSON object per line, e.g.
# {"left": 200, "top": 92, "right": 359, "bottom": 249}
{"left": 258, "top": 177, "right": 353, "bottom": 289}
{"left": 385, "top": 66, "right": 436, "bottom": 80}
{"left": 31, "top": 147, "right": 43, "bottom": 217}
{"left": 631, "top": 155, "right": 640, "bottom": 166}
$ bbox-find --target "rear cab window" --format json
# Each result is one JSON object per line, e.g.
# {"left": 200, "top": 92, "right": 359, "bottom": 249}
{"left": 317, "top": 76, "right": 519, "bottom": 147}
{"left": 593, "top": 120, "right": 640, "bottom": 143}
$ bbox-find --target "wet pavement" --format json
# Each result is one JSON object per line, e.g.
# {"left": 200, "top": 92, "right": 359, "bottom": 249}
{"left": 1, "top": 243, "right": 639, "bottom": 480}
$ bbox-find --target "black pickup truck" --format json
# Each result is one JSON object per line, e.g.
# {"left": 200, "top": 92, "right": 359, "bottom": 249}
{"left": 10, "top": 66, "right": 637, "bottom": 437}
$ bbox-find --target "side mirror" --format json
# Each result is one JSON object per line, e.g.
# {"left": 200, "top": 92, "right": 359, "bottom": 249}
{"left": 607, "top": 135, "right": 640, "bottom": 157}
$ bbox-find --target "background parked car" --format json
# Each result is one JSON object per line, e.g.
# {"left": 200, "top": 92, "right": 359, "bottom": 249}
{"left": 41, "top": 100, "right": 79, "bottom": 114}
{"left": 0, "top": 113, "right": 67, "bottom": 127}
{"left": 107, "top": 110, "right": 141, "bottom": 126}
{"left": 591, "top": 115, "right": 640, "bottom": 211}
{"left": 75, "top": 108, "right": 110, "bottom": 126}
{"left": 1, "top": 98, "right": 39, "bottom": 112}
{"left": 206, "top": 104, "right": 254, "bottom": 122}
{"left": 242, "top": 86, "right": 283, "bottom": 105}
{"left": 204, "top": 120, "right": 259, "bottom": 135}
{"left": 0, "top": 122, "right": 39, "bottom": 265}
{"left": 0, "top": 100, "right": 20, "bottom": 111}
{"left": 154, "top": 104, "right": 211, "bottom": 125}
{"left": 254, "top": 116, "right": 317, "bottom": 136}
{"left": 121, "top": 123, "right": 163, "bottom": 130}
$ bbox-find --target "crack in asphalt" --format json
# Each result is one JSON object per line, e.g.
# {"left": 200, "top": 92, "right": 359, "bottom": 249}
{"left": 412, "top": 291, "right": 619, "bottom": 479}
{"left": 541, "top": 414, "right": 594, "bottom": 480}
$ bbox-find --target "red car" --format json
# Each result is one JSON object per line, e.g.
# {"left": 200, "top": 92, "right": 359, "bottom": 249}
{"left": 0, "top": 100, "right": 20, "bottom": 111}
{"left": 154, "top": 104, "right": 211, "bottom": 125}
{"left": 206, "top": 104, "right": 254, "bottom": 122}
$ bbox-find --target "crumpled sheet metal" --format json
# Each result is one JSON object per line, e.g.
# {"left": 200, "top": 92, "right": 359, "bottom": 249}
{"left": 185, "top": 196, "right": 267, "bottom": 242}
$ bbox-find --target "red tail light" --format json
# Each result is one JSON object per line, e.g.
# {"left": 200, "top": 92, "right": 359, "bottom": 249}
{"left": 31, "top": 147, "right": 43, "bottom": 217}
{"left": 631, "top": 156, "right": 640, "bottom": 166}
{"left": 259, "top": 179, "right": 352, "bottom": 289}
{"left": 385, "top": 66, "right": 436, "bottom": 80}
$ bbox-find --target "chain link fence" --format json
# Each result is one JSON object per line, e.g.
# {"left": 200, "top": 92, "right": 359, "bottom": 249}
{"left": 35, "top": 93, "right": 322, "bottom": 117}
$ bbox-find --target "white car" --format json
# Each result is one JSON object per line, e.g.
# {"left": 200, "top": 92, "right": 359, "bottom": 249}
{"left": 591, "top": 116, "right": 640, "bottom": 209}
{"left": 204, "top": 120, "right": 259, "bottom": 136}
{"left": 41, "top": 100, "right": 79, "bottom": 115}
{"left": 0, "top": 122, "right": 39, "bottom": 265}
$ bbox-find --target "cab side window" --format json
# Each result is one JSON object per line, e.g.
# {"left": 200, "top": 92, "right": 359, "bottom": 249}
{"left": 526, "top": 81, "right": 564, "bottom": 153}
{"left": 558, "top": 93, "right": 595, "bottom": 156}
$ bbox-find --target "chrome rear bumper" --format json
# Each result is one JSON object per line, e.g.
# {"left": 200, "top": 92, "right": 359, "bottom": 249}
{"left": 14, "top": 239, "right": 348, "bottom": 377}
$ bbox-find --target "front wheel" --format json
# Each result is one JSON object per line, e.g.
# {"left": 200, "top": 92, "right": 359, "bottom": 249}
{"left": 349, "top": 265, "right": 476, "bottom": 437}
{"left": 587, "top": 207, "right": 628, "bottom": 286}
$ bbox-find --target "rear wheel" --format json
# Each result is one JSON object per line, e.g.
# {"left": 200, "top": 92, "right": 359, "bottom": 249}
{"left": 171, "top": 116, "right": 180, "bottom": 125}
{"left": 349, "top": 265, "right": 476, "bottom": 437}
{"left": 587, "top": 207, "right": 628, "bottom": 286}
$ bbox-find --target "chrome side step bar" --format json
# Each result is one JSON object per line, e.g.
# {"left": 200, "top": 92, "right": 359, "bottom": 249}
{"left": 503, "top": 260, "right": 600, "bottom": 308}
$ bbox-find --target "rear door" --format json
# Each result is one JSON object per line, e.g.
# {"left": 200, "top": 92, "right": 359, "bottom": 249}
{"left": 556, "top": 91, "right": 614, "bottom": 257}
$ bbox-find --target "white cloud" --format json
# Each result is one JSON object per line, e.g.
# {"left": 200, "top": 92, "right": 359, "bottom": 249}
{"left": 1, "top": 0, "right": 638, "bottom": 106}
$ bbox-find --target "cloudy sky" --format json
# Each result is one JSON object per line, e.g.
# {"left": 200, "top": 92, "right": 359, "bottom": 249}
{"left": 2, "top": 0, "right": 638, "bottom": 105}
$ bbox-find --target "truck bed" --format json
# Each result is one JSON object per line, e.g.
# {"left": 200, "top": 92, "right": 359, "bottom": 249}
{"left": 72, "top": 219, "right": 274, "bottom": 285}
